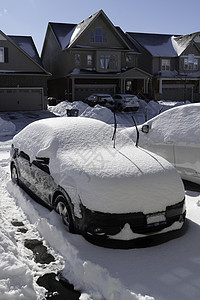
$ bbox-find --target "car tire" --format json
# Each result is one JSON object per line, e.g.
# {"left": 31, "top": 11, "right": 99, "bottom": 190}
{"left": 54, "top": 194, "right": 75, "bottom": 233}
{"left": 11, "top": 164, "right": 19, "bottom": 185}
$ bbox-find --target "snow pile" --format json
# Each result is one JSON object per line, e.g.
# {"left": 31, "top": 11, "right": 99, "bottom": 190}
{"left": 0, "top": 167, "right": 37, "bottom": 300}
{"left": 0, "top": 117, "right": 16, "bottom": 136}
{"left": 80, "top": 104, "right": 114, "bottom": 124}
{"left": 48, "top": 99, "right": 188, "bottom": 129}
{"left": 0, "top": 224, "right": 36, "bottom": 300}
{"left": 48, "top": 100, "right": 88, "bottom": 116}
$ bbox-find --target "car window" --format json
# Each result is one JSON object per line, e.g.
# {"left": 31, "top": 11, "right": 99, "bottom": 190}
{"left": 32, "top": 158, "right": 50, "bottom": 174}
{"left": 19, "top": 151, "right": 30, "bottom": 161}
{"left": 115, "top": 95, "right": 122, "bottom": 99}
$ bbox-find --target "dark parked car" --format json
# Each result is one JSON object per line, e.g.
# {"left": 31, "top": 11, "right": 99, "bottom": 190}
{"left": 84, "top": 94, "right": 114, "bottom": 109}
{"left": 10, "top": 117, "right": 185, "bottom": 242}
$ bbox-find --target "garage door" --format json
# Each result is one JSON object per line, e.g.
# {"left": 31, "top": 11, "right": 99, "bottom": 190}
{"left": 162, "top": 84, "right": 194, "bottom": 102}
{"left": 75, "top": 84, "right": 116, "bottom": 101}
{"left": 0, "top": 88, "right": 44, "bottom": 111}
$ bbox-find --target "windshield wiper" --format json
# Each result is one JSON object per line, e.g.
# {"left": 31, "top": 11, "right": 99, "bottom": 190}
{"left": 132, "top": 116, "right": 139, "bottom": 147}
{"left": 112, "top": 111, "right": 117, "bottom": 148}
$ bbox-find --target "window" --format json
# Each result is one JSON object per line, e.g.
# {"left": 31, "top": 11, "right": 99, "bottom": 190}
{"left": 90, "top": 28, "right": 107, "bottom": 44}
{"left": 126, "top": 55, "right": 132, "bottom": 63}
{"left": 90, "top": 32, "right": 94, "bottom": 43}
{"left": 87, "top": 55, "right": 92, "bottom": 66}
{"left": 99, "top": 54, "right": 117, "bottom": 70}
{"left": 95, "top": 28, "right": 102, "bottom": 43}
{"left": 184, "top": 55, "right": 198, "bottom": 70}
{"left": 75, "top": 54, "right": 80, "bottom": 66}
{"left": 0, "top": 47, "right": 4, "bottom": 63}
{"left": 161, "top": 59, "right": 170, "bottom": 71}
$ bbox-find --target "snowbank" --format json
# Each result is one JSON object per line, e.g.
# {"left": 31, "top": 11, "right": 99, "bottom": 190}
{"left": 0, "top": 167, "right": 37, "bottom": 299}
{"left": 48, "top": 100, "right": 88, "bottom": 116}
{"left": 0, "top": 118, "right": 16, "bottom": 136}
{"left": 0, "top": 224, "right": 37, "bottom": 300}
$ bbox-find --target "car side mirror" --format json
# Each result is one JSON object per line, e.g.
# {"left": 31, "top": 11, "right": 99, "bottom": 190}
{"left": 142, "top": 124, "right": 150, "bottom": 133}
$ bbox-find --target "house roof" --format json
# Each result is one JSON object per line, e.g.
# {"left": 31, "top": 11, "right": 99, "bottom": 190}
{"left": 49, "top": 10, "right": 134, "bottom": 51}
{"left": 172, "top": 32, "right": 199, "bottom": 56}
{"left": 127, "top": 31, "right": 200, "bottom": 58}
{"left": 115, "top": 27, "right": 140, "bottom": 53}
{"left": 8, "top": 35, "right": 43, "bottom": 66}
{"left": 49, "top": 22, "right": 77, "bottom": 50}
{"left": 127, "top": 32, "right": 178, "bottom": 57}
{"left": 49, "top": 11, "right": 102, "bottom": 50}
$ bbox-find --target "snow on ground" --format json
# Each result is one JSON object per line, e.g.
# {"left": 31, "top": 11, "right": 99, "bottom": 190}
{"left": 0, "top": 99, "right": 200, "bottom": 300}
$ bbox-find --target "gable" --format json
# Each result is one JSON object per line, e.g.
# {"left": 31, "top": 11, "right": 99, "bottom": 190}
{"left": 0, "top": 30, "right": 47, "bottom": 74}
{"left": 74, "top": 12, "right": 130, "bottom": 50}
{"left": 49, "top": 10, "right": 132, "bottom": 51}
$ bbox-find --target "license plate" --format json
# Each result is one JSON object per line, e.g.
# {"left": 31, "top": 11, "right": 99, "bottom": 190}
{"left": 146, "top": 212, "right": 166, "bottom": 227}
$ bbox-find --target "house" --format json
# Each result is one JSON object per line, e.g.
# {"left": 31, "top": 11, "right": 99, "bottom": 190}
{"left": 41, "top": 10, "right": 151, "bottom": 101}
{"left": 126, "top": 31, "right": 200, "bottom": 102}
{"left": 0, "top": 30, "right": 50, "bottom": 111}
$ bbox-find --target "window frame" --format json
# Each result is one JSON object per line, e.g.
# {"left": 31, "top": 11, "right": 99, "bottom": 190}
{"left": 161, "top": 59, "right": 170, "bottom": 71}
{"left": 75, "top": 53, "right": 81, "bottom": 66}
{"left": 183, "top": 54, "right": 199, "bottom": 71}
{"left": 0, "top": 47, "right": 4, "bottom": 63}
{"left": 90, "top": 28, "right": 107, "bottom": 44}
{"left": 87, "top": 54, "right": 92, "bottom": 66}
{"left": 99, "top": 54, "right": 118, "bottom": 70}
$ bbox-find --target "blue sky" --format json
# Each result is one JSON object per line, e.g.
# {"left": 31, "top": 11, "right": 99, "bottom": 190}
{"left": 0, "top": 0, "right": 200, "bottom": 54}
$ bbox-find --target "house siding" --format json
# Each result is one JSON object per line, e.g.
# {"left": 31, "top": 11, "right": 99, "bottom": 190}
{"left": 0, "top": 39, "right": 42, "bottom": 73}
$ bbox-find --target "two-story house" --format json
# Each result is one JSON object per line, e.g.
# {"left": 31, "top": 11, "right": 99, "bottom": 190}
{"left": 0, "top": 30, "right": 50, "bottom": 111}
{"left": 127, "top": 31, "right": 200, "bottom": 102}
{"left": 41, "top": 10, "right": 151, "bottom": 101}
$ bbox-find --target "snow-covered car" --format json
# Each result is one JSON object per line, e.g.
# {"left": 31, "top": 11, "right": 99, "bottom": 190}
{"left": 84, "top": 94, "right": 114, "bottom": 109}
{"left": 113, "top": 94, "right": 139, "bottom": 112}
{"left": 122, "top": 103, "right": 200, "bottom": 185}
{"left": 10, "top": 117, "right": 186, "bottom": 241}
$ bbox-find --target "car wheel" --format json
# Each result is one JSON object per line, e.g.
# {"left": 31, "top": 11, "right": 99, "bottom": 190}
{"left": 54, "top": 194, "right": 74, "bottom": 233}
{"left": 11, "top": 164, "right": 19, "bottom": 185}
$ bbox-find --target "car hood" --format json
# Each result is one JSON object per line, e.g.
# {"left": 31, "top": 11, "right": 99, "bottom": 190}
{"left": 50, "top": 144, "right": 184, "bottom": 214}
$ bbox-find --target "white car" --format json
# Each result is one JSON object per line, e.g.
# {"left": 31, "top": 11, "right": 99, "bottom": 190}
{"left": 10, "top": 117, "right": 185, "bottom": 242}
{"left": 113, "top": 94, "right": 139, "bottom": 112}
{"left": 85, "top": 94, "right": 114, "bottom": 109}
{"left": 122, "top": 103, "right": 200, "bottom": 185}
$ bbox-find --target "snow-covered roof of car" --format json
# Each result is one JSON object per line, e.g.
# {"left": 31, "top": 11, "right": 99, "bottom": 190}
{"left": 13, "top": 117, "right": 184, "bottom": 214}
{"left": 124, "top": 103, "right": 200, "bottom": 145}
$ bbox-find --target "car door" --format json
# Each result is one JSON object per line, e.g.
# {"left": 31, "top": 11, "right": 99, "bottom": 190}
{"left": 17, "top": 151, "right": 33, "bottom": 188}
{"left": 30, "top": 157, "right": 56, "bottom": 206}
{"left": 174, "top": 143, "right": 200, "bottom": 182}
{"left": 146, "top": 142, "right": 175, "bottom": 166}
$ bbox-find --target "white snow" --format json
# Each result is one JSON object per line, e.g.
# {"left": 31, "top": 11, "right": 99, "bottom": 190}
{"left": 0, "top": 118, "right": 16, "bottom": 136}
{"left": 0, "top": 99, "right": 200, "bottom": 300}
